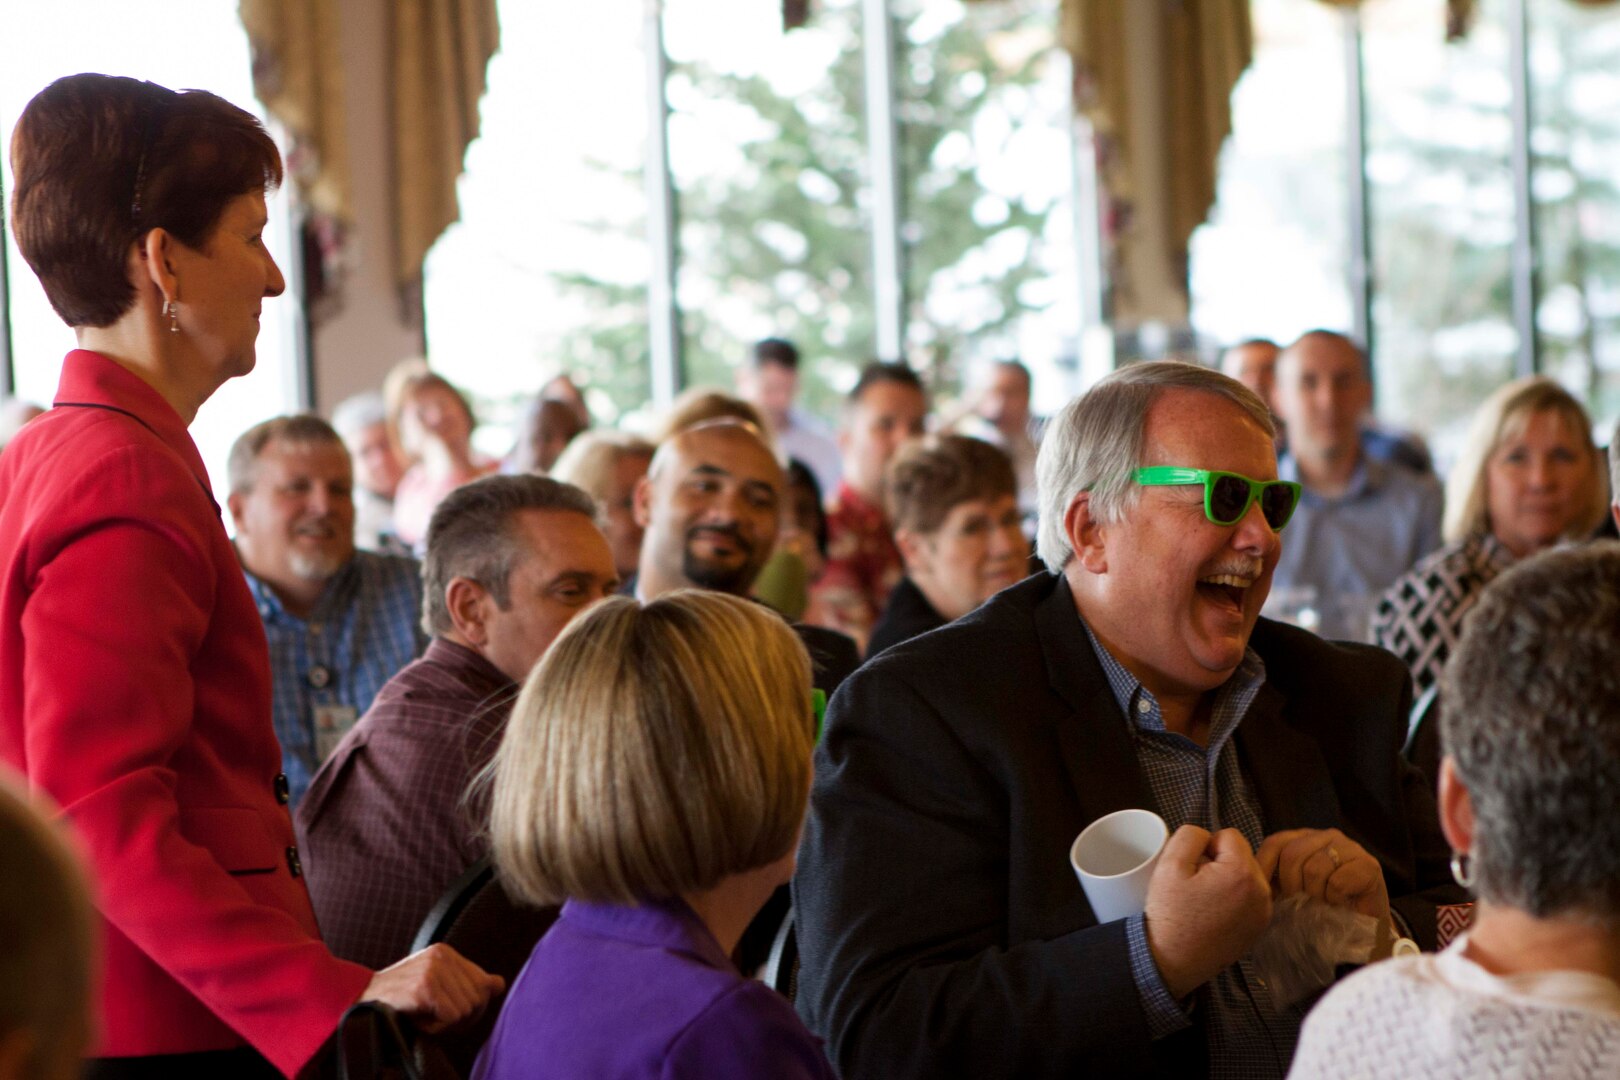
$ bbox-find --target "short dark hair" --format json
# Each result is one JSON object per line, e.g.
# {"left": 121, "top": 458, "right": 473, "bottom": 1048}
{"left": 848, "top": 361, "right": 926, "bottom": 407}
{"left": 752, "top": 337, "right": 800, "bottom": 371}
{"left": 10, "top": 74, "right": 283, "bottom": 328}
{"left": 421, "top": 475, "right": 598, "bottom": 637}
{"left": 886, "top": 434, "right": 1017, "bottom": 536}
{"left": 990, "top": 359, "right": 1032, "bottom": 390}
{"left": 227, "top": 415, "right": 345, "bottom": 495}
{"left": 1442, "top": 542, "right": 1620, "bottom": 921}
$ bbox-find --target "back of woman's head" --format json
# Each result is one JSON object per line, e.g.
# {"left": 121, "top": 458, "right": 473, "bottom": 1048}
{"left": 10, "top": 73, "right": 282, "bottom": 328}
{"left": 0, "top": 776, "right": 96, "bottom": 1080}
{"left": 490, "top": 591, "right": 814, "bottom": 907}
{"left": 1442, "top": 542, "right": 1620, "bottom": 921}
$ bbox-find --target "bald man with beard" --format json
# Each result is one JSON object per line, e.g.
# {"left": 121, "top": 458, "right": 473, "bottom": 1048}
{"left": 633, "top": 420, "right": 858, "bottom": 698}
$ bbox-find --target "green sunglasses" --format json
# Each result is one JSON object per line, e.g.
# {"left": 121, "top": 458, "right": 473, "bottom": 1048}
{"left": 1135, "top": 467, "right": 1303, "bottom": 530}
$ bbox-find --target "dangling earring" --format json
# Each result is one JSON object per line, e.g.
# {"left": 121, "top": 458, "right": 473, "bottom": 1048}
{"left": 163, "top": 299, "right": 180, "bottom": 334}
{"left": 1450, "top": 851, "right": 1475, "bottom": 889}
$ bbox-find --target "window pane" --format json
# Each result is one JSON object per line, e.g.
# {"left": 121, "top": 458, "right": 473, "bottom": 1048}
{"left": 422, "top": 3, "right": 649, "bottom": 436}
{"left": 663, "top": 0, "right": 870, "bottom": 416}
{"left": 1363, "top": 0, "right": 1516, "bottom": 460}
{"left": 0, "top": 1, "right": 303, "bottom": 508}
{"left": 1190, "top": 0, "right": 1352, "bottom": 347}
{"left": 897, "top": 0, "right": 1076, "bottom": 406}
{"left": 1529, "top": 0, "right": 1620, "bottom": 426}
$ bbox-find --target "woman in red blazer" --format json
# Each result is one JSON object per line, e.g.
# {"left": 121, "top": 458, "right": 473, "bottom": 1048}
{"left": 0, "top": 75, "right": 500, "bottom": 1079}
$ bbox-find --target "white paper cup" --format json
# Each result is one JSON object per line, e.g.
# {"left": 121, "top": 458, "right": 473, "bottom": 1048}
{"left": 1070, "top": 808, "right": 1169, "bottom": 924}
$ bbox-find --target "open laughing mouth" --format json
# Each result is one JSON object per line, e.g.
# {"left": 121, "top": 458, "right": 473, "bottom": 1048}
{"left": 1196, "top": 571, "right": 1257, "bottom": 613}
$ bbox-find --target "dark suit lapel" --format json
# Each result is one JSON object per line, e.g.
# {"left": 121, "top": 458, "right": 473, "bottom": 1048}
{"left": 1034, "top": 577, "right": 1156, "bottom": 823}
{"left": 1236, "top": 681, "right": 1341, "bottom": 831}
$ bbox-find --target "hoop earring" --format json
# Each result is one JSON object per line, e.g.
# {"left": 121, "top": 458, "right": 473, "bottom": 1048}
{"left": 1450, "top": 852, "right": 1475, "bottom": 890}
{"left": 163, "top": 299, "right": 180, "bottom": 334}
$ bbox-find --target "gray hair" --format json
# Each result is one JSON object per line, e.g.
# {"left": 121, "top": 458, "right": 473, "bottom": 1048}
{"left": 331, "top": 392, "right": 388, "bottom": 440}
{"left": 227, "top": 414, "right": 346, "bottom": 495}
{"left": 421, "top": 474, "right": 598, "bottom": 637}
{"left": 1442, "top": 542, "right": 1620, "bottom": 922}
{"left": 1034, "top": 362, "right": 1274, "bottom": 573}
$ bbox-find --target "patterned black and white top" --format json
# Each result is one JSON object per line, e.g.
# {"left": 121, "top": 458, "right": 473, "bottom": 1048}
{"left": 1289, "top": 934, "right": 1620, "bottom": 1079}
{"left": 1371, "top": 532, "right": 1517, "bottom": 698}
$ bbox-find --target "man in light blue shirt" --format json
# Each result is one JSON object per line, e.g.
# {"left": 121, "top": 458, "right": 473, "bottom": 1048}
{"left": 737, "top": 337, "right": 842, "bottom": 498}
{"left": 1268, "top": 332, "right": 1442, "bottom": 641}
{"left": 228, "top": 416, "right": 426, "bottom": 805}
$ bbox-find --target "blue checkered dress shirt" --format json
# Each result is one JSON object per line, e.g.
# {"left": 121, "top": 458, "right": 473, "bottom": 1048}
{"left": 1081, "top": 619, "right": 1304, "bottom": 1080}
{"left": 245, "top": 551, "right": 426, "bottom": 805}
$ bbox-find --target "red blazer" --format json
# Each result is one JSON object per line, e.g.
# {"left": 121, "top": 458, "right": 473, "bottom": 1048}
{"left": 0, "top": 351, "right": 371, "bottom": 1076}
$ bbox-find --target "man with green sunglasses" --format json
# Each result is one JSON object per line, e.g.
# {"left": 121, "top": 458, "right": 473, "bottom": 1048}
{"left": 1133, "top": 467, "right": 1303, "bottom": 531}
{"left": 796, "top": 361, "right": 1460, "bottom": 1080}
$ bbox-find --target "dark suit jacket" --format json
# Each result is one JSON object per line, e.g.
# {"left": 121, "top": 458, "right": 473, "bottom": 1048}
{"left": 866, "top": 575, "right": 947, "bottom": 658}
{"left": 793, "top": 572, "right": 1456, "bottom": 1079}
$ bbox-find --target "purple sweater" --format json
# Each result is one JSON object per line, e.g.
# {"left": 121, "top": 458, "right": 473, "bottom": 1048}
{"left": 472, "top": 897, "right": 835, "bottom": 1079}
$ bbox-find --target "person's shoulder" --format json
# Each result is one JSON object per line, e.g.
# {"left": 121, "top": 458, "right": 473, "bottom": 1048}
{"left": 1, "top": 410, "right": 218, "bottom": 556}
{"left": 1295, "top": 954, "right": 1442, "bottom": 1060}
{"left": 854, "top": 572, "right": 1052, "bottom": 683}
{"left": 1386, "top": 536, "right": 1477, "bottom": 595}
{"left": 1384, "top": 456, "right": 1444, "bottom": 500}
{"left": 666, "top": 978, "right": 833, "bottom": 1080}
{"left": 352, "top": 549, "right": 424, "bottom": 598}
{"left": 1249, "top": 616, "right": 1408, "bottom": 692}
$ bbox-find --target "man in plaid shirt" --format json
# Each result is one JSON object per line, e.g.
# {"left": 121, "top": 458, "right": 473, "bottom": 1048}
{"left": 295, "top": 474, "right": 618, "bottom": 968}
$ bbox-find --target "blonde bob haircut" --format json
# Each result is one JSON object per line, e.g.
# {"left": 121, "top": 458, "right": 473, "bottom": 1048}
{"left": 489, "top": 590, "right": 813, "bottom": 907}
{"left": 1442, "top": 376, "right": 1606, "bottom": 545}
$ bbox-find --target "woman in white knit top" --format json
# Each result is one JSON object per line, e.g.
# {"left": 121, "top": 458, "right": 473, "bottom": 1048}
{"left": 1290, "top": 544, "right": 1620, "bottom": 1079}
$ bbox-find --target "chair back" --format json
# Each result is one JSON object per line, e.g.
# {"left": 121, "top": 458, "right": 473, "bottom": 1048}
{"left": 335, "top": 1001, "right": 457, "bottom": 1080}
{"left": 761, "top": 904, "right": 800, "bottom": 1003}
{"left": 410, "top": 856, "right": 561, "bottom": 1076}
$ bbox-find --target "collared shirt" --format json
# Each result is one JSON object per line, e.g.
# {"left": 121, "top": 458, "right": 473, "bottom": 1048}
{"left": 1082, "top": 620, "right": 1303, "bottom": 1080}
{"left": 473, "top": 897, "right": 837, "bottom": 1079}
{"left": 776, "top": 407, "right": 843, "bottom": 500}
{"left": 1269, "top": 453, "right": 1444, "bottom": 642}
{"left": 296, "top": 637, "right": 515, "bottom": 969}
{"left": 245, "top": 550, "right": 426, "bottom": 805}
{"left": 807, "top": 481, "right": 903, "bottom": 652}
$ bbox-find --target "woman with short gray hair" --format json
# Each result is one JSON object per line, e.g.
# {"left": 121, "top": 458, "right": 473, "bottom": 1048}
{"left": 1290, "top": 543, "right": 1620, "bottom": 1079}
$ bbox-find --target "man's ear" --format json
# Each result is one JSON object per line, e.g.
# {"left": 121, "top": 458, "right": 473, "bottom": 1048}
{"left": 1437, "top": 757, "right": 1476, "bottom": 857}
{"left": 226, "top": 491, "right": 248, "bottom": 533}
{"left": 445, "top": 577, "right": 492, "bottom": 647}
{"left": 632, "top": 474, "right": 654, "bottom": 529}
{"left": 1064, "top": 491, "right": 1108, "bottom": 575}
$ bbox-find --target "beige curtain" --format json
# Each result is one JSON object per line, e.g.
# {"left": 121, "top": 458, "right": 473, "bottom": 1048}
{"left": 240, "top": 0, "right": 499, "bottom": 292}
{"left": 239, "top": 0, "right": 351, "bottom": 222}
{"left": 391, "top": 0, "right": 500, "bottom": 287}
{"left": 1060, "top": 0, "right": 1252, "bottom": 315}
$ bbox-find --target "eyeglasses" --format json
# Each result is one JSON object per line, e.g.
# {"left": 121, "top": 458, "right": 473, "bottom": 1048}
{"left": 1134, "top": 467, "right": 1302, "bottom": 530}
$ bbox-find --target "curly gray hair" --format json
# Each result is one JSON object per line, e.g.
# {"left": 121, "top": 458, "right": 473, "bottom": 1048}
{"left": 1442, "top": 541, "right": 1620, "bottom": 921}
